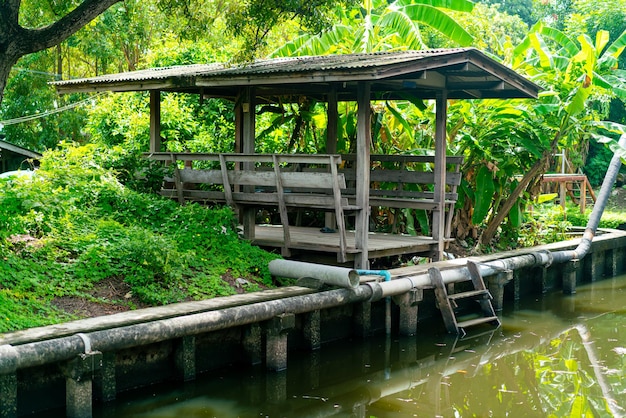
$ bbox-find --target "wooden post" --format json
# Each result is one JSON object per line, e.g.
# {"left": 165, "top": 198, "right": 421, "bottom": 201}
{"left": 272, "top": 155, "right": 291, "bottom": 256}
{"left": 149, "top": 90, "right": 161, "bottom": 153}
{"left": 326, "top": 89, "right": 338, "bottom": 154}
{"left": 433, "top": 91, "right": 448, "bottom": 261}
{"left": 241, "top": 87, "right": 256, "bottom": 240}
{"left": 242, "top": 88, "right": 256, "bottom": 155}
{"left": 234, "top": 95, "right": 243, "bottom": 154}
{"left": 325, "top": 89, "right": 339, "bottom": 230}
{"left": 580, "top": 178, "right": 587, "bottom": 213}
{"left": 355, "top": 82, "right": 371, "bottom": 269}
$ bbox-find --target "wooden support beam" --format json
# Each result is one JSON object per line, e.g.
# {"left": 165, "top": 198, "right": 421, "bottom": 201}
{"left": 326, "top": 89, "right": 338, "bottom": 154}
{"left": 355, "top": 82, "right": 371, "bottom": 269}
{"left": 325, "top": 90, "right": 339, "bottom": 232}
{"left": 241, "top": 87, "right": 256, "bottom": 240}
{"left": 218, "top": 154, "right": 234, "bottom": 207}
{"left": 432, "top": 91, "right": 448, "bottom": 261}
{"left": 149, "top": 90, "right": 161, "bottom": 153}
{"left": 170, "top": 154, "right": 185, "bottom": 204}
{"left": 329, "top": 155, "right": 348, "bottom": 263}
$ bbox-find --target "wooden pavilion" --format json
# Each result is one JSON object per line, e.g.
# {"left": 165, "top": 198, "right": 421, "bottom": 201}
{"left": 53, "top": 48, "right": 540, "bottom": 268}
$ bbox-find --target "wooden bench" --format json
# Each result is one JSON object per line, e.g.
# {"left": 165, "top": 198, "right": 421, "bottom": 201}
{"left": 145, "top": 152, "right": 357, "bottom": 262}
{"left": 342, "top": 154, "right": 463, "bottom": 239}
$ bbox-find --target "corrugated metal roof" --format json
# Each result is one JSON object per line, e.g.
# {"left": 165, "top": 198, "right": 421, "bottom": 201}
{"left": 54, "top": 49, "right": 465, "bottom": 86}
{"left": 52, "top": 48, "right": 540, "bottom": 100}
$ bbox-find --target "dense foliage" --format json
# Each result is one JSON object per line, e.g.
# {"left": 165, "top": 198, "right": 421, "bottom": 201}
{"left": 0, "top": 144, "right": 279, "bottom": 332}
{"left": 2, "top": 0, "right": 626, "bottom": 334}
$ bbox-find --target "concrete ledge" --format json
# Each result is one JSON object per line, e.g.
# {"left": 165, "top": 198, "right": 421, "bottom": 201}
{"left": 0, "top": 286, "right": 315, "bottom": 346}
{"left": 2, "top": 228, "right": 626, "bottom": 417}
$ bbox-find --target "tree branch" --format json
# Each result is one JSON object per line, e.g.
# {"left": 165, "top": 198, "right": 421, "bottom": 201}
{"left": 480, "top": 150, "right": 552, "bottom": 245}
{"left": 18, "top": 0, "right": 122, "bottom": 55}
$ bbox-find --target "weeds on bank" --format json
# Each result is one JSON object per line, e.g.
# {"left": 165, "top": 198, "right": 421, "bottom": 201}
{"left": 462, "top": 195, "right": 626, "bottom": 256}
{"left": 499, "top": 200, "right": 626, "bottom": 250}
{"left": 0, "top": 144, "right": 280, "bottom": 332}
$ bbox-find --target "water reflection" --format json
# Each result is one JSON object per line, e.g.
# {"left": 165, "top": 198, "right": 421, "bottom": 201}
{"left": 96, "top": 275, "right": 626, "bottom": 418}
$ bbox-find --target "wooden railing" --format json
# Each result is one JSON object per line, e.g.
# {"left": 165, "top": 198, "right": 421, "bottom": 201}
{"left": 145, "top": 152, "right": 463, "bottom": 261}
{"left": 342, "top": 154, "right": 463, "bottom": 238}
{"left": 541, "top": 173, "right": 596, "bottom": 213}
{"left": 145, "top": 152, "right": 356, "bottom": 261}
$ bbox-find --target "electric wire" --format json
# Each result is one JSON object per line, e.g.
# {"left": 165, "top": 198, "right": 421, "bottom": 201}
{"left": 0, "top": 93, "right": 107, "bottom": 127}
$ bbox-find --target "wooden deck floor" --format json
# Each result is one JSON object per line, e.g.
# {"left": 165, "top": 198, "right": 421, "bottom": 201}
{"left": 253, "top": 225, "right": 437, "bottom": 262}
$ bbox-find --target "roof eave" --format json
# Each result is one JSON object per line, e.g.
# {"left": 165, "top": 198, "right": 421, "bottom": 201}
{"left": 0, "top": 140, "right": 42, "bottom": 159}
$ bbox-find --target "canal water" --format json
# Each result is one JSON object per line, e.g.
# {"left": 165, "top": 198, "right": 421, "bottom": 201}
{"left": 94, "top": 274, "right": 626, "bottom": 417}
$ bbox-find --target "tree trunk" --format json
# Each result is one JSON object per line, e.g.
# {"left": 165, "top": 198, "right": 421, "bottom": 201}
{"left": 480, "top": 151, "right": 551, "bottom": 244}
{"left": 0, "top": 54, "right": 19, "bottom": 107}
{"left": 0, "top": 0, "right": 122, "bottom": 107}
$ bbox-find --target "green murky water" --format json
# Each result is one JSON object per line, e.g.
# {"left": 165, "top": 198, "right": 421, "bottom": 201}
{"left": 96, "top": 275, "right": 626, "bottom": 417}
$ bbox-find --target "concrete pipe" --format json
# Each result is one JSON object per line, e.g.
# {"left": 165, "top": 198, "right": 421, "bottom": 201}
{"left": 269, "top": 259, "right": 360, "bottom": 289}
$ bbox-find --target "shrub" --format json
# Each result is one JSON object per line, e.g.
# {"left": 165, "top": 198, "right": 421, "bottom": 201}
{"left": 0, "top": 143, "right": 280, "bottom": 330}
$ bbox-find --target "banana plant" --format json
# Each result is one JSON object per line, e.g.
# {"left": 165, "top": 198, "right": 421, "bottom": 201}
{"left": 268, "top": 0, "right": 475, "bottom": 158}
{"left": 272, "top": 0, "right": 475, "bottom": 57}
{"left": 461, "top": 23, "right": 626, "bottom": 245}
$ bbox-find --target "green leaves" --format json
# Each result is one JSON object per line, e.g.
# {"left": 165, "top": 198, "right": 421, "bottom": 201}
{"left": 401, "top": 4, "right": 473, "bottom": 46}
{"left": 271, "top": 0, "right": 475, "bottom": 57}
{"left": 472, "top": 165, "right": 495, "bottom": 226}
{"left": 457, "top": 20, "right": 626, "bottom": 246}
{"left": 0, "top": 143, "right": 280, "bottom": 330}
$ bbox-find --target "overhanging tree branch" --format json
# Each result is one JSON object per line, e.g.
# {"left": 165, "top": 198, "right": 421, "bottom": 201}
{"left": 0, "top": 0, "right": 121, "bottom": 106}
{"left": 18, "top": 0, "right": 123, "bottom": 55}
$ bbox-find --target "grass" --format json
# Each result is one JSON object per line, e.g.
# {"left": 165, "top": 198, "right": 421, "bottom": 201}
{"left": 0, "top": 144, "right": 281, "bottom": 332}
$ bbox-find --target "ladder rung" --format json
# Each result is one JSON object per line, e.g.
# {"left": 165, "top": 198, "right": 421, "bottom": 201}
{"left": 457, "top": 316, "right": 500, "bottom": 329}
{"left": 448, "top": 289, "right": 491, "bottom": 301}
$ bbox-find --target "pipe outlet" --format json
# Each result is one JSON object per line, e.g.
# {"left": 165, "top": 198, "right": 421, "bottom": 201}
{"left": 269, "top": 259, "right": 360, "bottom": 289}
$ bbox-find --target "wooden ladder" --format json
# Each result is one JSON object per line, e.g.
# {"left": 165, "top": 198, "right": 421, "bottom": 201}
{"left": 429, "top": 261, "right": 501, "bottom": 336}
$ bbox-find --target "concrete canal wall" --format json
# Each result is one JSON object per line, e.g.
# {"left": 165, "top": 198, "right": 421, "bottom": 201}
{"left": 1, "top": 229, "right": 626, "bottom": 417}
